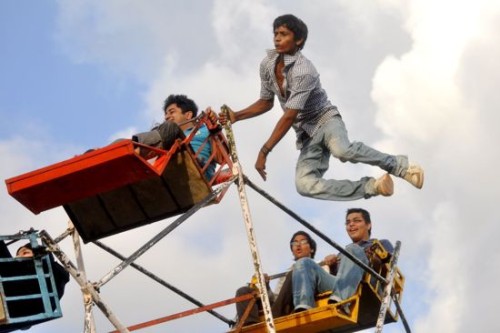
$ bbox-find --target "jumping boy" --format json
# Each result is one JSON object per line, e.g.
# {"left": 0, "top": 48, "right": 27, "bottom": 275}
{"left": 219, "top": 14, "right": 424, "bottom": 200}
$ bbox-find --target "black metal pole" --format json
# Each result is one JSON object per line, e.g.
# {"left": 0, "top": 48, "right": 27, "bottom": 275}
{"left": 93, "top": 240, "right": 234, "bottom": 326}
{"left": 393, "top": 294, "right": 412, "bottom": 333}
{"left": 96, "top": 181, "right": 230, "bottom": 288}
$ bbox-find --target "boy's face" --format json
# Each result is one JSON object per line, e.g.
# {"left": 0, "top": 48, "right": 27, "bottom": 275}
{"left": 164, "top": 103, "right": 193, "bottom": 124}
{"left": 274, "top": 25, "right": 302, "bottom": 55}
{"left": 290, "top": 234, "right": 313, "bottom": 260}
{"left": 345, "top": 212, "right": 371, "bottom": 243}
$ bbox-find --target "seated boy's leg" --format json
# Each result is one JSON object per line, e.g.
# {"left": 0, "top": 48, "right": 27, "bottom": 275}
{"left": 132, "top": 130, "right": 162, "bottom": 148}
{"left": 132, "top": 121, "right": 185, "bottom": 158}
{"left": 329, "top": 244, "right": 369, "bottom": 301}
{"left": 156, "top": 121, "right": 185, "bottom": 150}
{"left": 271, "top": 272, "right": 294, "bottom": 317}
{"left": 235, "top": 286, "right": 260, "bottom": 325}
{"left": 132, "top": 129, "right": 162, "bottom": 159}
{"left": 132, "top": 121, "right": 185, "bottom": 151}
{"left": 292, "top": 258, "right": 336, "bottom": 311}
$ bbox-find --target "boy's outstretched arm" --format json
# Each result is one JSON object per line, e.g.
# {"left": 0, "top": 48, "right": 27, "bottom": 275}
{"left": 256, "top": 108, "right": 298, "bottom": 180}
{"left": 218, "top": 99, "right": 273, "bottom": 125}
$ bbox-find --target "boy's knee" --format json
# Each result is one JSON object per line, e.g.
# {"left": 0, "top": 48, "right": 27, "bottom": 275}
{"left": 236, "top": 286, "right": 253, "bottom": 297}
{"left": 295, "top": 176, "right": 318, "bottom": 197}
{"left": 345, "top": 244, "right": 369, "bottom": 263}
{"left": 294, "top": 257, "right": 315, "bottom": 271}
{"left": 330, "top": 143, "right": 351, "bottom": 160}
{"left": 156, "top": 121, "right": 184, "bottom": 150}
{"left": 295, "top": 182, "right": 310, "bottom": 197}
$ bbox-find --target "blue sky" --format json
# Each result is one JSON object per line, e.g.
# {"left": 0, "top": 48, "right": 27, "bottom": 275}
{"left": 0, "top": 1, "right": 145, "bottom": 148}
{"left": 1, "top": 1, "right": 500, "bottom": 332}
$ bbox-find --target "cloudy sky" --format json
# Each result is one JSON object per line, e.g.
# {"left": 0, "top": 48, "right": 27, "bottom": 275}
{"left": 1, "top": 0, "right": 499, "bottom": 332}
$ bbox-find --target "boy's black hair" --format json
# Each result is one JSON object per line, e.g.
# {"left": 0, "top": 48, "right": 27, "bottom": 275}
{"left": 163, "top": 94, "right": 199, "bottom": 117}
{"left": 273, "top": 14, "right": 308, "bottom": 50}
{"left": 16, "top": 243, "right": 33, "bottom": 255}
{"left": 290, "top": 230, "right": 316, "bottom": 259}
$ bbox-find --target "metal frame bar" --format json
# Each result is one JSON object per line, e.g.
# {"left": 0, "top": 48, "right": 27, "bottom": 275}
{"left": 393, "top": 294, "right": 412, "bottom": 333}
{"left": 221, "top": 105, "right": 276, "bottom": 333}
{"left": 40, "top": 230, "right": 130, "bottom": 333}
{"left": 375, "top": 241, "right": 401, "bottom": 333}
{"left": 69, "top": 221, "right": 97, "bottom": 333}
{"left": 92, "top": 240, "right": 234, "bottom": 326}
{"left": 232, "top": 293, "right": 258, "bottom": 333}
{"left": 95, "top": 183, "right": 228, "bottom": 288}
{"left": 108, "top": 293, "right": 254, "bottom": 333}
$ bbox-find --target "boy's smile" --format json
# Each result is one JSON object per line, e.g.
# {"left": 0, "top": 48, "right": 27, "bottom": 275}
{"left": 345, "top": 212, "right": 371, "bottom": 243}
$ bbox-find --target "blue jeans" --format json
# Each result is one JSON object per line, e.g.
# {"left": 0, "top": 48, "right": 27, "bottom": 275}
{"left": 292, "top": 244, "right": 368, "bottom": 310}
{"left": 295, "top": 116, "right": 408, "bottom": 200}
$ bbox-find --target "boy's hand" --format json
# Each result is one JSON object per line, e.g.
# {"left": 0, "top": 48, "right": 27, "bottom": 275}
{"left": 205, "top": 107, "right": 217, "bottom": 121}
{"left": 218, "top": 105, "right": 236, "bottom": 125}
{"left": 322, "top": 254, "right": 339, "bottom": 266}
{"left": 255, "top": 151, "right": 267, "bottom": 180}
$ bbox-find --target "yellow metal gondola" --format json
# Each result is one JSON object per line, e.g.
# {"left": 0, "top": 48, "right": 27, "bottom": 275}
{"left": 231, "top": 241, "right": 404, "bottom": 333}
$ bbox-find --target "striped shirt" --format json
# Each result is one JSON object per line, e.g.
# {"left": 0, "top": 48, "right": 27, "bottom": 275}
{"left": 259, "top": 49, "right": 339, "bottom": 149}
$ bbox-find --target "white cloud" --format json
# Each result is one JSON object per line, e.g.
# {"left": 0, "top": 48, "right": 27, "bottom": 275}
{"left": 107, "top": 126, "right": 139, "bottom": 143}
{"left": 370, "top": 0, "right": 500, "bottom": 332}
{"left": 212, "top": 0, "right": 276, "bottom": 62}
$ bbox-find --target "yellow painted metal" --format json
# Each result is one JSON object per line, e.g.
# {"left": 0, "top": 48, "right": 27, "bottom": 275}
{"left": 236, "top": 295, "right": 359, "bottom": 333}
{"left": 230, "top": 240, "right": 405, "bottom": 333}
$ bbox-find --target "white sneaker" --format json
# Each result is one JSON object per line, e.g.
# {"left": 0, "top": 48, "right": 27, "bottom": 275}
{"left": 374, "top": 174, "right": 394, "bottom": 196}
{"left": 403, "top": 164, "right": 424, "bottom": 189}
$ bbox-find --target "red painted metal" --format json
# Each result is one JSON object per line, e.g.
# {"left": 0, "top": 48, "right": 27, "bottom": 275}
{"left": 109, "top": 293, "right": 254, "bottom": 332}
{"left": 4, "top": 112, "right": 233, "bottom": 220}
{"left": 5, "top": 140, "right": 169, "bottom": 214}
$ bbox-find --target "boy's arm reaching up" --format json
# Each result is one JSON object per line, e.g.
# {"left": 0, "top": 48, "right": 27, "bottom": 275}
{"left": 218, "top": 99, "right": 273, "bottom": 125}
{"left": 218, "top": 99, "right": 298, "bottom": 180}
